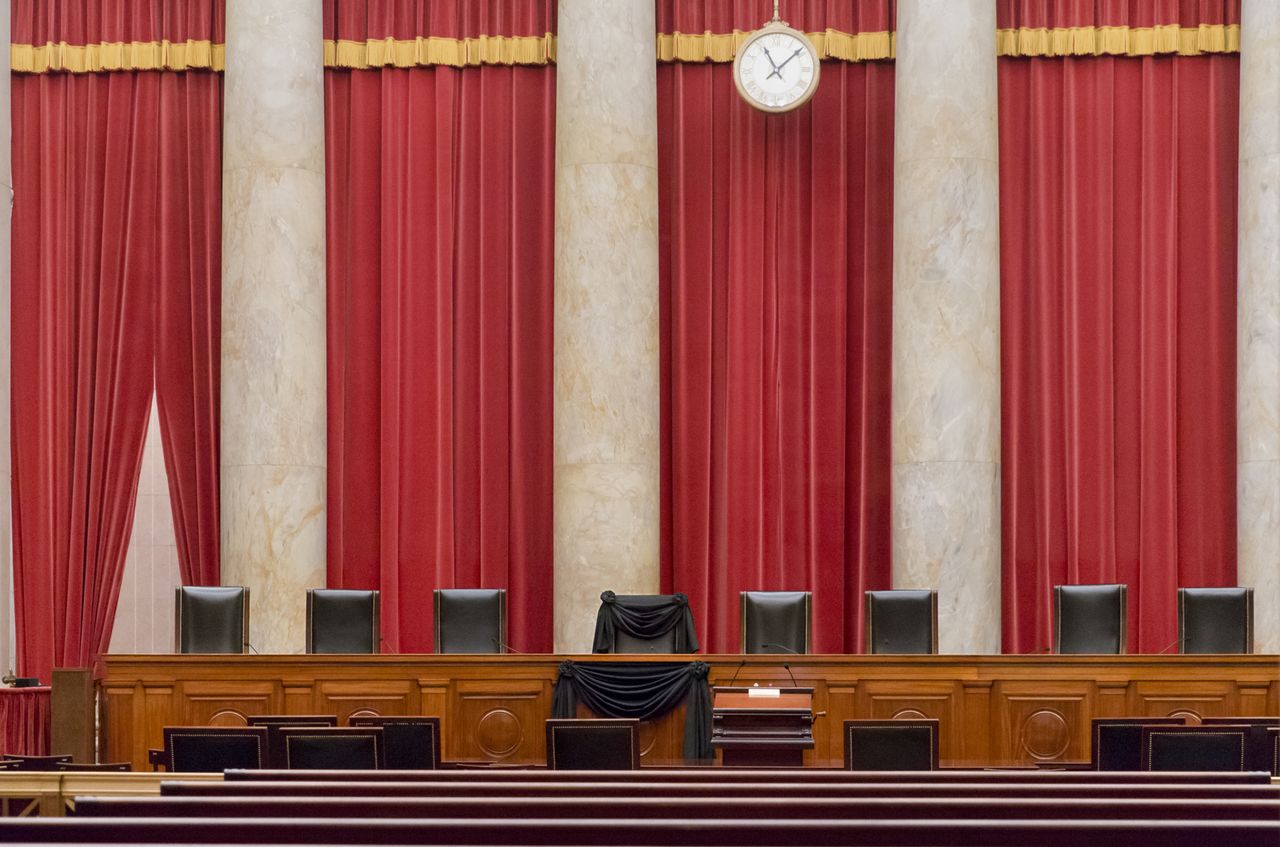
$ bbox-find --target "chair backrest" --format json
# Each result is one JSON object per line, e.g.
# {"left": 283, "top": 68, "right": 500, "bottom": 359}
{"left": 175, "top": 586, "right": 249, "bottom": 654}
{"left": 843, "top": 720, "right": 939, "bottom": 770}
{"left": 864, "top": 590, "right": 937, "bottom": 654}
{"left": 1178, "top": 587, "right": 1253, "bottom": 654}
{"left": 164, "top": 726, "right": 268, "bottom": 773}
{"left": 1266, "top": 727, "right": 1280, "bottom": 776}
{"left": 1141, "top": 725, "right": 1252, "bottom": 772}
{"left": 1054, "top": 584, "right": 1126, "bottom": 653}
{"left": 1091, "top": 717, "right": 1187, "bottom": 770}
{"left": 246, "top": 716, "right": 339, "bottom": 767}
{"left": 0, "top": 753, "right": 72, "bottom": 771}
{"left": 306, "top": 589, "right": 380, "bottom": 654}
{"left": 277, "top": 727, "right": 382, "bottom": 770}
{"left": 1201, "top": 718, "right": 1280, "bottom": 773}
{"left": 433, "top": 589, "right": 507, "bottom": 653}
{"left": 545, "top": 719, "right": 640, "bottom": 770}
{"left": 608, "top": 595, "right": 678, "bottom": 653}
{"left": 347, "top": 716, "right": 441, "bottom": 770}
{"left": 740, "top": 591, "right": 811, "bottom": 654}
{"left": 56, "top": 761, "right": 131, "bottom": 772}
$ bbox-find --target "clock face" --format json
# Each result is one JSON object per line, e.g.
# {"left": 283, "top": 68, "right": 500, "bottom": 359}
{"left": 734, "top": 26, "right": 820, "bottom": 113}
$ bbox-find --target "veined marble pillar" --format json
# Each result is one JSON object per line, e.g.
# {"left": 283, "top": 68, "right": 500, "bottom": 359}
{"left": 221, "top": 0, "right": 327, "bottom": 654}
{"left": 891, "top": 0, "right": 1002, "bottom": 653}
{"left": 0, "top": 0, "right": 13, "bottom": 672}
{"left": 553, "top": 0, "right": 661, "bottom": 653}
{"left": 1238, "top": 1, "right": 1280, "bottom": 655}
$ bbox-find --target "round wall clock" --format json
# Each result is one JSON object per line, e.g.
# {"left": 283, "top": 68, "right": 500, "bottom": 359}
{"left": 733, "top": 12, "right": 821, "bottom": 114}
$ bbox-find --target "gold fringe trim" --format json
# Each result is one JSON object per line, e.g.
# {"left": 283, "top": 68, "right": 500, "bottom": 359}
{"left": 997, "top": 23, "right": 1240, "bottom": 57}
{"left": 324, "top": 34, "right": 556, "bottom": 68}
{"left": 11, "top": 40, "right": 224, "bottom": 73}
{"left": 657, "top": 29, "right": 894, "bottom": 63}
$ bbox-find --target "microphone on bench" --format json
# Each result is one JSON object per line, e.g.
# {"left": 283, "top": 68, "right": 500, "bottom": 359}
{"left": 726, "top": 657, "right": 750, "bottom": 687}
{"left": 491, "top": 637, "right": 526, "bottom": 654}
{"left": 760, "top": 644, "right": 800, "bottom": 688}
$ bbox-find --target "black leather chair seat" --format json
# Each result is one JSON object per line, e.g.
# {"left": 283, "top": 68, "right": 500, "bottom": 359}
{"left": 1179, "top": 587, "right": 1253, "bottom": 654}
{"left": 545, "top": 719, "right": 640, "bottom": 769}
{"left": 741, "top": 591, "right": 811, "bottom": 654}
{"left": 865, "top": 590, "right": 937, "bottom": 654}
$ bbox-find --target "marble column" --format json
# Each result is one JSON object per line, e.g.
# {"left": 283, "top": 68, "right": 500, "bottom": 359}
{"left": 891, "top": 0, "right": 1002, "bottom": 653}
{"left": 1238, "top": 0, "right": 1280, "bottom": 655}
{"left": 221, "top": 0, "right": 327, "bottom": 654}
{"left": 0, "top": 0, "right": 13, "bottom": 673}
{"left": 553, "top": 0, "right": 661, "bottom": 653}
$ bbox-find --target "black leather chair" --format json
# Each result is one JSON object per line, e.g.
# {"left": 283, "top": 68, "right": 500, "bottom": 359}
{"left": 545, "top": 719, "right": 640, "bottom": 770}
{"left": 1140, "top": 724, "right": 1252, "bottom": 772}
{"left": 434, "top": 589, "right": 507, "bottom": 653}
{"left": 593, "top": 593, "right": 698, "bottom": 654}
{"left": 1054, "top": 584, "right": 1126, "bottom": 653}
{"left": 246, "top": 715, "right": 339, "bottom": 768}
{"left": 277, "top": 727, "right": 382, "bottom": 770}
{"left": 740, "top": 591, "right": 811, "bottom": 654}
{"left": 843, "top": 719, "right": 939, "bottom": 770}
{"left": 163, "top": 726, "right": 268, "bottom": 772}
{"left": 348, "top": 716, "right": 440, "bottom": 770}
{"left": 306, "top": 589, "right": 380, "bottom": 654}
{"left": 1091, "top": 717, "right": 1186, "bottom": 770}
{"left": 175, "top": 586, "right": 249, "bottom": 654}
{"left": 1178, "top": 587, "right": 1253, "bottom": 654}
{"left": 1202, "top": 718, "right": 1280, "bottom": 772}
{"left": 864, "top": 590, "right": 937, "bottom": 654}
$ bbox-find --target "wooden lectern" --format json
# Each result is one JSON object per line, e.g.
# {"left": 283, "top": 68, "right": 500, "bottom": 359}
{"left": 710, "top": 686, "right": 814, "bottom": 767}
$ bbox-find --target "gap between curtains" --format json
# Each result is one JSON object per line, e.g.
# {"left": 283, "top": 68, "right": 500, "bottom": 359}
{"left": 11, "top": 68, "right": 222, "bottom": 681}
{"left": 658, "top": 59, "right": 895, "bottom": 654}
{"left": 998, "top": 52, "right": 1239, "bottom": 654}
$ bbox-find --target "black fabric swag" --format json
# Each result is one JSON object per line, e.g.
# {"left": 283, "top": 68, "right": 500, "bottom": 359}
{"left": 592, "top": 591, "right": 699, "bottom": 653}
{"left": 552, "top": 660, "right": 713, "bottom": 761}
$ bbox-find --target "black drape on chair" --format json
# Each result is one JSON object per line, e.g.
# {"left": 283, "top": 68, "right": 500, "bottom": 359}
{"left": 551, "top": 660, "right": 712, "bottom": 761}
{"left": 591, "top": 592, "right": 699, "bottom": 653}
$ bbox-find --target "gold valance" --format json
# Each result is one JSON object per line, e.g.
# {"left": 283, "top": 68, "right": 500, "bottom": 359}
{"left": 996, "top": 24, "right": 1240, "bottom": 57}
{"left": 656, "top": 29, "right": 894, "bottom": 63}
{"left": 324, "top": 34, "right": 556, "bottom": 68}
{"left": 11, "top": 40, "right": 224, "bottom": 73}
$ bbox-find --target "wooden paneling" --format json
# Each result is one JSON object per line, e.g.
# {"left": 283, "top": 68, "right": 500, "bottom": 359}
{"left": 99, "top": 654, "right": 1279, "bottom": 771}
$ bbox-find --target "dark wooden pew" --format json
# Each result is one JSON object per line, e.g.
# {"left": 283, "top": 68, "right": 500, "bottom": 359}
{"left": 159, "top": 778, "right": 1280, "bottom": 801}
{"left": 2, "top": 816, "right": 1276, "bottom": 846}
{"left": 225, "top": 767, "right": 1273, "bottom": 783}
{"left": 71, "top": 794, "right": 1280, "bottom": 822}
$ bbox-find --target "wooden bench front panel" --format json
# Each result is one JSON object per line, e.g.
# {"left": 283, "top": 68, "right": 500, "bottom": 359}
{"left": 99, "top": 654, "right": 1279, "bottom": 771}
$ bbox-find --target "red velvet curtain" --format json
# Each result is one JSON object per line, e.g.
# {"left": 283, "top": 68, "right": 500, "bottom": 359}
{"left": 998, "top": 0, "right": 1239, "bottom": 31}
{"left": 10, "top": 0, "right": 222, "bottom": 681}
{"left": 658, "top": 1, "right": 895, "bottom": 654}
{"left": 998, "top": 1, "right": 1239, "bottom": 653}
{"left": 325, "top": 0, "right": 555, "bottom": 653}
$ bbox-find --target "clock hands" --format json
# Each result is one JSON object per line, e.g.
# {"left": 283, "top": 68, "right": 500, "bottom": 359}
{"left": 761, "top": 46, "right": 781, "bottom": 76}
{"left": 768, "top": 46, "right": 806, "bottom": 79}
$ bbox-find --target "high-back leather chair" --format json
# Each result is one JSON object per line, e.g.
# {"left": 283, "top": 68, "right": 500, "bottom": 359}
{"left": 163, "top": 726, "right": 268, "bottom": 772}
{"left": 1140, "top": 724, "right": 1252, "bottom": 772}
{"left": 864, "top": 590, "right": 937, "bottom": 654}
{"left": 545, "top": 719, "right": 640, "bottom": 770}
{"left": 740, "top": 591, "right": 811, "bottom": 654}
{"left": 1054, "top": 584, "right": 1126, "bottom": 654}
{"left": 1178, "top": 587, "right": 1253, "bottom": 654}
{"left": 175, "top": 586, "right": 249, "bottom": 654}
{"left": 843, "top": 719, "right": 939, "bottom": 770}
{"left": 1090, "top": 717, "right": 1186, "bottom": 770}
{"left": 348, "top": 716, "right": 441, "bottom": 770}
{"left": 246, "top": 715, "right": 338, "bottom": 768}
{"left": 434, "top": 589, "right": 507, "bottom": 653}
{"left": 1202, "top": 717, "right": 1280, "bottom": 773}
{"left": 306, "top": 589, "right": 380, "bottom": 654}
{"left": 593, "top": 593, "right": 698, "bottom": 654}
{"left": 277, "top": 727, "right": 382, "bottom": 770}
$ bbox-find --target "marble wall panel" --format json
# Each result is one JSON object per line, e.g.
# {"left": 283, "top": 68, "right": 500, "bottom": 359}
{"left": 221, "top": 0, "right": 328, "bottom": 654}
